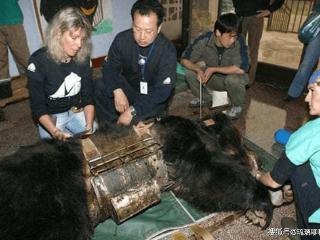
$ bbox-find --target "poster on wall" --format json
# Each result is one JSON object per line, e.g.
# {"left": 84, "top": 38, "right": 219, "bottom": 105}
{"left": 159, "top": 0, "right": 182, "bottom": 41}
{"left": 32, "top": 0, "right": 113, "bottom": 42}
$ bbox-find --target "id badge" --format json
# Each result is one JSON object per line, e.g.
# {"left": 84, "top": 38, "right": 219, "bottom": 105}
{"left": 140, "top": 81, "right": 148, "bottom": 94}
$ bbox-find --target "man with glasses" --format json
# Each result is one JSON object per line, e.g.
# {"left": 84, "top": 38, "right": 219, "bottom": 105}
{"left": 95, "top": 0, "right": 176, "bottom": 126}
{"left": 181, "top": 13, "right": 250, "bottom": 119}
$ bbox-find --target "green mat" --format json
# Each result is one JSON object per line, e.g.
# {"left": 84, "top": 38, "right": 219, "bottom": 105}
{"left": 94, "top": 191, "right": 210, "bottom": 240}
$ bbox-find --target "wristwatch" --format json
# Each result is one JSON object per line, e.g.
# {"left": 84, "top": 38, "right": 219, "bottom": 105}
{"left": 129, "top": 106, "right": 136, "bottom": 117}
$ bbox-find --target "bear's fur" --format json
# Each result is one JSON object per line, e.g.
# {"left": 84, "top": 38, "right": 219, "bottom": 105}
{"left": 150, "top": 114, "right": 273, "bottom": 228}
{"left": 0, "top": 140, "right": 93, "bottom": 240}
{"left": 0, "top": 113, "right": 273, "bottom": 238}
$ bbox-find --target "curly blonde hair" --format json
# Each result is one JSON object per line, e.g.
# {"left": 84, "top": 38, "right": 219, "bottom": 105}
{"left": 44, "top": 7, "right": 92, "bottom": 63}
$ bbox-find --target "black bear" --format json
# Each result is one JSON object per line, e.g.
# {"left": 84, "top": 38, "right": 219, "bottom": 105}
{"left": 149, "top": 113, "right": 273, "bottom": 228}
{"left": 0, "top": 140, "right": 93, "bottom": 240}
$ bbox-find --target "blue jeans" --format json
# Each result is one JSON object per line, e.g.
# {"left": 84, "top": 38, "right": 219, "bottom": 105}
{"left": 288, "top": 34, "right": 320, "bottom": 98}
{"left": 38, "top": 110, "right": 97, "bottom": 139}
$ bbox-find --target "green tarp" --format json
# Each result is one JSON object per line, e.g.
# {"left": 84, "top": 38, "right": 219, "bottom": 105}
{"left": 94, "top": 191, "right": 209, "bottom": 240}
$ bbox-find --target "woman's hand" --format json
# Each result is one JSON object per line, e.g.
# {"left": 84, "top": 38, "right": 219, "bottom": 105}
{"left": 52, "top": 128, "right": 71, "bottom": 141}
{"left": 256, "top": 171, "right": 282, "bottom": 189}
{"left": 83, "top": 104, "right": 95, "bottom": 136}
{"left": 85, "top": 125, "right": 93, "bottom": 135}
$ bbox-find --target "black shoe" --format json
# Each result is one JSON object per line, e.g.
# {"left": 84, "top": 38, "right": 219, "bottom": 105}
{"left": 283, "top": 95, "right": 298, "bottom": 102}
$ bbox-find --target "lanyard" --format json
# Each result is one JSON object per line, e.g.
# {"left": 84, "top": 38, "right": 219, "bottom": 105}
{"left": 137, "top": 42, "right": 155, "bottom": 81}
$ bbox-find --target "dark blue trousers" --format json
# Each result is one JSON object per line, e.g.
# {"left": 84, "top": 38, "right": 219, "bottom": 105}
{"left": 291, "top": 163, "right": 320, "bottom": 239}
{"left": 94, "top": 78, "right": 168, "bottom": 125}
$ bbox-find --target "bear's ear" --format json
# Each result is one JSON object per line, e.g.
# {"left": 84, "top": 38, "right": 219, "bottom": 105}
{"left": 64, "top": 139, "right": 83, "bottom": 158}
{"left": 48, "top": 139, "right": 84, "bottom": 170}
{"left": 42, "top": 139, "right": 82, "bottom": 157}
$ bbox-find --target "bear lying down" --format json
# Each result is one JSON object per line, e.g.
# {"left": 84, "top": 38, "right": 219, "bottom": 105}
{"left": 0, "top": 113, "right": 277, "bottom": 239}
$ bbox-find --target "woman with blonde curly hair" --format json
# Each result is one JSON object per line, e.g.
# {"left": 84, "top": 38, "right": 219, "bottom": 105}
{"left": 27, "top": 7, "right": 96, "bottom": 141}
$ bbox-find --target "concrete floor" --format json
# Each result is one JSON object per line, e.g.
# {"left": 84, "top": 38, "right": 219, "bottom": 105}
{"left": 259, "top": 21, "right": 304, "bottom": 70}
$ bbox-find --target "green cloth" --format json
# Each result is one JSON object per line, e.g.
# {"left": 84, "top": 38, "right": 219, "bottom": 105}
{"left": 93, "top": 191, "right": 203, "bottom": 240}
{"left": 92, "top": 19, "right": 113, "bottom": 35}
{"left": 176, "top": 63, "right": 185, "bottom": 76}
{"left": 0, "top": 0, "right": 23, "bottom": 25}
{"left": 175, "top": 63, "right": 188, "bottom": 93}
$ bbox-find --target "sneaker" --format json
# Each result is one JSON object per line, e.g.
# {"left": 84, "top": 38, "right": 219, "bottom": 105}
{"left": 222, "top": 105, "right": 242, "bottom": 119}
{"left": 189, "top": 98, "right": 211, "bottom": 108}
{"left": 281, "top": 217, "right": 300, "bottom": 240}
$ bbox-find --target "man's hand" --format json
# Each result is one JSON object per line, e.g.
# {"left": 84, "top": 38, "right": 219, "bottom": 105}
{"left": 256, "top": 9, "right": 271, "bottom": 18}
{"left": 196, "top": 69, "right": 206, "bottom": 83}
{"left": 114, "top": 88, "right": 129, "bottom": 113}
{"left": 203, "top": 67, "right": 216, "bottom": 83}
{"left": 117, "top": 108, "right": 133, "bottom": 126}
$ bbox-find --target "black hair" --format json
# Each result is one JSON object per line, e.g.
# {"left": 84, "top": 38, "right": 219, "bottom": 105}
{"left": 214, "top": 13, "right": 240, "bottom": 34}
{"left": 131, "top": 0, "right": 165, "bottom": 27}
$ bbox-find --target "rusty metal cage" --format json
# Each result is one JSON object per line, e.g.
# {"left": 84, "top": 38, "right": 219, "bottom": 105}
{"left": 268, "top": 0, "right": 316, "bottom": 33}
{"left": 81, "top": 131, "right": 169, "bottom": 225}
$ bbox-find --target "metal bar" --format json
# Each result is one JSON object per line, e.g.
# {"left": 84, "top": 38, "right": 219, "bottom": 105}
{"left": 292, "top": 0, "right": 300, "bottom": 32}
{"left": 89, "top": 141, "right": 159, "bottom": 166}
{"left": 89, "top": 137, "right": 157, "bottom": 163}
{"left": 88, "top": 142, "right": 163, "bottom": 174}
{"left": 267, "top": 0, "right": 317, "bottom": 33}
{"left": 92, "top": 150, "right": 159, "bottom": 174}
